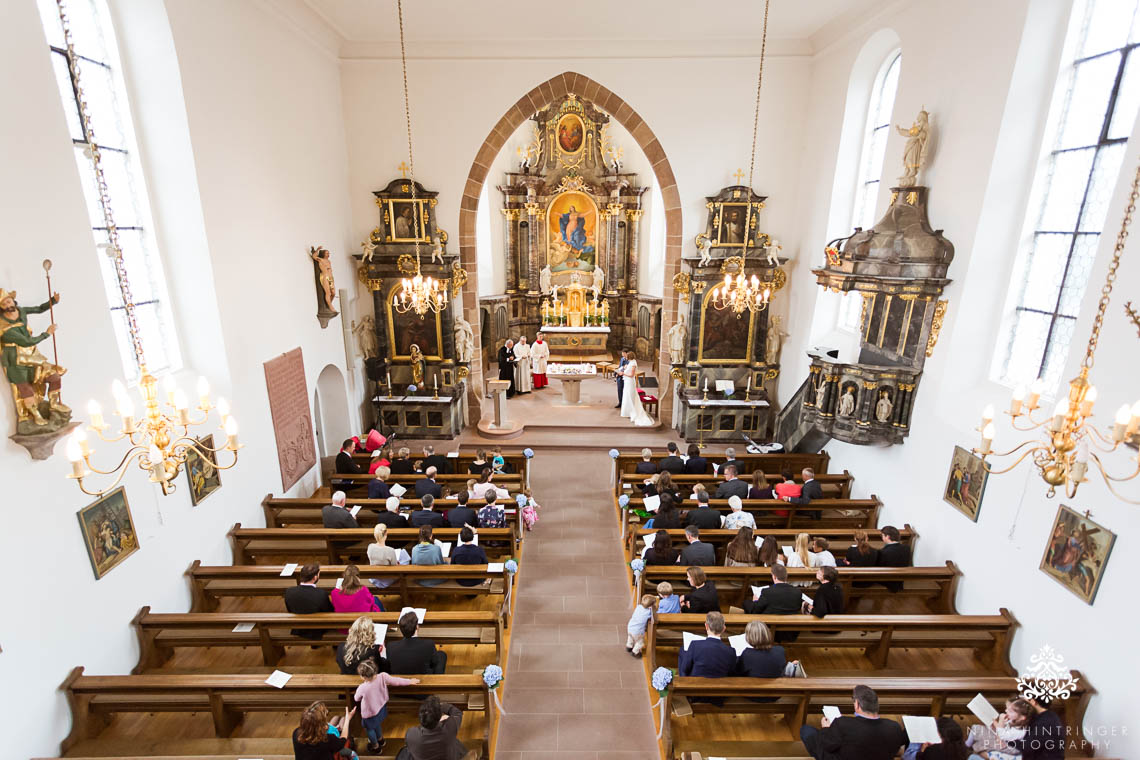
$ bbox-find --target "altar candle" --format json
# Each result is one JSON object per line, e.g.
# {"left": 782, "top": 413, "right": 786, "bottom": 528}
{"left": 386, "top": 370, "right": 392, "bottom": 395}
{"left": 434, "top": 375, "right": 439, "bottom": 390}
{"left": 703, "top": 377, "right": 709, "bottom": 393}
{"left": 746, "top": 375, "right": 751, "bottom": 392}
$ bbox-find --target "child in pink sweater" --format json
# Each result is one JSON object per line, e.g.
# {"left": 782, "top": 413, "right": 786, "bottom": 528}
{"left": 354, "top": 659, "right": 419, "bottom": 753}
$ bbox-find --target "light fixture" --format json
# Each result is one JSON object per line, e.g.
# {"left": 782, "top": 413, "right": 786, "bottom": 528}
{"left": 55, "top": 0, "right": 240, "bottom": 496}
{"left": 391, "top": 0, "right": 446, "bottom": 318}
{"left": 975, "top": 161, "right": 1140, "bottom": 503}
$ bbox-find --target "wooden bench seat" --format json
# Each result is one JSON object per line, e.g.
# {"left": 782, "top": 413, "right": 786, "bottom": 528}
{"left": 614, "top": 452, "right": 830, "bottom": 494}
{"left": 663, "top": 674, "right": 1094, "bottom": 759}
{"left": 350, "top": 449, "right": 528, "bottom": 474}
{"left": 647, "top": 610, "right": 1017, "bottom": 673}
{"left": 332, "top": 472, "right": 522, "bottom": 492}
{"left": 621, "top": 471, "right": 853, "bottom": 499}
{"left": 621, "top": 496, "right": 883, "bottom": 532}
{"left": 624, "top": 525, "right": 917, "bottom": 565}
{"left": 132, "top": 606, "right": 505, "bottom": 671}
{"left": 637, "top": 563, "right": 961, "bottom": 613}
{"left": 59, "top": 667, "right": 490, "bottom": 756}
{"left": 230, "top": 524, "right": 519, "bottom": 565}
{"left": 262, "top": 495, "right": 525, "bottom": 530}
{"left": 187, "top": 562, "right": 514, "bottom": 624}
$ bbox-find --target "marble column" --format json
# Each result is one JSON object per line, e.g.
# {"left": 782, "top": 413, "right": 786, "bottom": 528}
{"left": 626, "top": 207, "right": 642, "bottom": 293}
{"left": 502, "top": 208, "right": 518, "bottom": 292}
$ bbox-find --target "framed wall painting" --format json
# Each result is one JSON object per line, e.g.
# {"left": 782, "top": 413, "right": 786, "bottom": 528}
{"left": 185, "top": 434, "right": 222, "bottom": 506}
{"left": 386, "top": 283, "right": 443, "bottom": 359}
{"left": 1039, "top": 504, "right": 1116, "bottom": 605}
{"left": 387, "top": 199, "right": 429, "bottom": 243}
{"left": 942, "top": 445, "right": 988, "bottom": 521}
{"left": 697, "top": 285, "right": 754, "bottom": 364}
{"left": 76, "top": 487, "right": 140, "bottom": 580}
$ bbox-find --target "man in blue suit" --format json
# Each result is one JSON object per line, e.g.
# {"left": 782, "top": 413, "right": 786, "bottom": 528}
{"left": 678, "top": 611, "right": 737, "bottom": 678}
{"left": 614, "top": 349, "right": 629, "bottom": 409}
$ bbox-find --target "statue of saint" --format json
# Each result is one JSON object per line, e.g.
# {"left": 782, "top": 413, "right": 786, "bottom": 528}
{"left": 896, "top": 109, "right": 930, "bottom": 187}
{"left": 765, "top": 315, "right": 787, "bottom": 365}
{"left": 875, "top": 389, "right": 894, "bottom": 423}
{"left": 408, "top": 344, "right": 425, "bottom": 387}
{"left": 1, "top": 288, "right": 69, "bottom": 430}
{"left": 539, "top": 265, "right": 553, "bottom": 296}
{"left": 667, "top": 314, "right": 688, "bottom": 365}
{"left": 838, "top": 387, "right": 855, "bottom": 417}
{"left": 310, "top": 246, "right": 336, "bottom": 310}
{"left": 351, "top": 316, "right": 378, "bottom": 360}
{"left": 591, "top": 266, "right": 605, "bottom": 300}
{"left": 453, "top": 315, "right": 475, "bottom": 363}
{"left": 814, "top": 381, "right": 827, "bottom": 410}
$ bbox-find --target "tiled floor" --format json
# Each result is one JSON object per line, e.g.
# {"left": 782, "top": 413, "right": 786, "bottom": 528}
{"left": 495, "top": 448, "right": 659, "bottom": 758}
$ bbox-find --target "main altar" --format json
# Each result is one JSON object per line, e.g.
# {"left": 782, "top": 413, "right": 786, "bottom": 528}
{"left": 540, "top": 273, "right": 611, "bottom": 361}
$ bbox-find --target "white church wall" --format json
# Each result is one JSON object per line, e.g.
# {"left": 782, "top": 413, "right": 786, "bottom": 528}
{"left": 784, "top": 0, "right": 1135, "bottom": 753}
{"left": 0, "top": 1, "right": 358, "bottom": 757}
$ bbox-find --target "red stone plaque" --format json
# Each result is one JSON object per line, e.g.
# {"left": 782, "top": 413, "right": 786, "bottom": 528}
{"left": 263, "top": 348, "right": 317, "bottom": 491}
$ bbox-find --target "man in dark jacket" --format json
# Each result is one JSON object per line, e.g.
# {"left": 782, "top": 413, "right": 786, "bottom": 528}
{"left": 410, "top": 495, "right": 445, "bottom": 529}
{"left": 321, "top": 491, "right": 360, "bottom": 529}
{"left": 714, "top": 465, "right": 750, "bottom": 499}
{"left": 415, "top": 467, "right": 444, "bottom": 498}
{"left": 800, "top": 685, "right": 906, "bottom": 760}
{"left": 403, "top": 696, "right": 475, "bottom": 760}
{"left": 720, "top": 447, "right": 743, "bottom": 476}
{"left": 784, "top": 467, "right": 823, "bottom": 519}
{"left": 658, "top": 442, "right": 685, "bottom": 474}
{"left": 877, "top": 525, "right": 911, "bottom": 592}
{"left": 387, "top": 611, "right": 448, "bottom": 674}
{"left": 421, "top": 445, "right": 453, "bottom": 475}
{"left": 678, "top": 611, "right": 737, "bottom": 677}
{"left": 743, "top": 564, "right": 804, "bottom": 615}
{"left": 335, "top": 439, "right": 361, "bottom": 475}
{"left": 450, "top": 527, "right": 489, "bottom": 587}
{"left": 684, "top": 492, "right": 723, "bottom": 530}
{"left": 283, "top": 563, "right": 333, "bottom": 639}
{"left": 446, "top": 492, "right": 478, "bottom": 529}
{"left": 375, "top": 496, "right": 409, "bottom": 528}
{"left": 679, "top": 525, "right": 716, "bottom": 565}
{"left": 1010, "top": 697, "right": 1065, "bottom": 760}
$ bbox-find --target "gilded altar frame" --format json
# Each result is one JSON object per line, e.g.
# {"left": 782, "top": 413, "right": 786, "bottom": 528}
{"left": 711, "top": 201, "right": 764, "bottom": 247}
{"left": 696, "top": 285, "right": 755, "bottom": 364}
{"left": 386, "top": 198, "right": 432, "bottom": 243}
{"left": 385, "top": 283, "right": 444, "bottom": 359}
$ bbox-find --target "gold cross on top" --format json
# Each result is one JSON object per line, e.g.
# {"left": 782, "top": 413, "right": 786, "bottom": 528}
{"left": 733, "top": 168, "right": 745, "bottom": 184}
{"left": 397, "top": 161, "right": 409, "bottom": 178}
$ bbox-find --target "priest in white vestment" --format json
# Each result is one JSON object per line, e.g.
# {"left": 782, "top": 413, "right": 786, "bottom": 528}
{"left": 530, "top": 332, "right": 550, "bottom": 389}
{"left": 513, "top": 336, "right": 533, "bottom": 393}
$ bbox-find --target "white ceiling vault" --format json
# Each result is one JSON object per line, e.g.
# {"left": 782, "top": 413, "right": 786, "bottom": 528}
{"left": 289, "top": 0, "right": 892, "bottom": 58}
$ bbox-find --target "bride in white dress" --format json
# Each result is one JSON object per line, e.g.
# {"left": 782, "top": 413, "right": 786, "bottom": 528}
{"left": 620, "top": 352, "right": 656, "bottom": 427}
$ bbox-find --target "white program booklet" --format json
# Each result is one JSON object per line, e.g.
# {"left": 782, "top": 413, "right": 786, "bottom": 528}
{"left": 486, "top": 562, "right": 505, "bottom": 573}
{"left": 681, "top": 631, "right": 706, "bottom": 650}
{"left": 389, "top": 483, "right": 407, "bottom": 497}
{"left": 397, "top": 548, "right": 411, "bottom": 565}
{"left": 350, "top": 505, "right": 362, "bottom": 517}
{"left": 400, "top": 606, "right": 427, "bottom": 624}
{"left": 801, "top": 593, "right": 813, "bottom": 606}
{"left": 728, "top": 633, "right": 749, "bottom": 656}
{"left": 903, "top": 715, "right": 942, "bottom": 744}
{"left": 782, "top": 546, "right": 794, "bottom": 557}
{"left": 968, "top": 693, "right": 999, "bottom": 725}
{"left": 822, "top": 705, "right": 842, "bottom": 722}
{"left": 335, "top": 578, "right": 343, "bottom": 590}
{"left": 643, "top": 533, "right": 656, "bottom": 547}
{"left": 264, "top": 670, "right": 292, "bottom": 688}
{"left": 372, "top": 621, "right": 387, "bottom": 648}
{"left": 434, "top": 540, "right": 452, "bottom": 558}
{"left": 446, "top": 451, "right": 459, "bottom": 458}
{"left": 751, "top": 585, "right": 768, "bottom": 598}
{"left": 712, "top": 462, "right": 720, "bottom": 474}
{"left": 643, "top": 495, "right": 661, "bottom": 512}
{"left": 232, "top": 622, "right": 255, "bottom": 633}
{"left": 279, "top": 563, "right": 298, "bottom": 577}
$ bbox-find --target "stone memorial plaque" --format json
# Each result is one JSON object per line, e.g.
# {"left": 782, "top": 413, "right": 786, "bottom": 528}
{"left": 264, "top": 348, "right": 316, "bottom": 491}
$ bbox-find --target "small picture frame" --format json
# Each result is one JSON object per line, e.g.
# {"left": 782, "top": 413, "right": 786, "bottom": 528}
{"left": 185, "top": 433, "right": 222, "bottom": 506}
{"left": 388, "top": 199, "right": 429, "bottom": 243}
{"left": 77, "top": 487, "right": 140, "bottom": 580}
{"left": 942, "top": 445, "right": 988, "bottom": 521}
{"left": 1039, "top": 504, "right": 1116, "bottom": 605}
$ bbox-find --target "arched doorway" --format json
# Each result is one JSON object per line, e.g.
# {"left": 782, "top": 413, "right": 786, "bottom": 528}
{"left": 314, "top": 364, "right": 352, "bottom": 457}
{"left": 455, "top": 71, "right": 684, "bottom": 426}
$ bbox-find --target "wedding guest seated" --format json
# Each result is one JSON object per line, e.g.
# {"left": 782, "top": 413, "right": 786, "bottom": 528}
{"left": 323, "top": 491, "right": 360, "bottom": 529}
{"left": 657, "top": 581, "right": 681, "bottom": 613}
{"left": 684, "top": 490, "right": 722, "bottom": 530}
{"left": 368, "top": 465, "right": 391, "bottom": 500}
{"left": 645, "top": 470, "right": 680, "bottom": 501}
{"left": 724, "top": 526, "right": 759, "bottom": 566}
{"left": 387, "top": 611, "right": 447, "bottom": 674}
{"left": 650, "top": 493, "right": 682, "bottom": 529}
{"left": 467, "top": 449, "right": 489, "bottom": 475}
{"left": 773, "top": 469, "right": 802, "bottom": 500}
{"left": 450, "top": 527, "right": 488, "bottom": 587}
{"left": 411, "top": 494, "right": 445, "bottom": 529}
{"left": 679, "top": 610, "right": 737, "bottom": 678}
{"left": 783, "top": 467, "right": 823, "bottom": 520}
{"left": 734, "top": 620, "right": 792, "bottom": 689}
{"left": 1008, "top": 695, "right": 1066, "bottom": 760}
{"left": 800, "top": 685, "right": 906, "bottom": 760}
{"left": 878, "top": 525, "right": 911, "bottom": 593}
{"left": 785, "top": 533, "right": 817, "bottom": 570}
{"left": 477, "top": 493, "right": 506, "bottom": 528}
{"left": 806, "top": 566, "right": 844, "bottom": 618}
{"left": 292, "top": 701, "right": 356, "bottom": 760}
{"left": 679, "top": 566, "right": 719, "bottom": 613}
{"left": 904, "top": 716, "right": 971, "bottom": 760}
{"left": 658, "top": 441, "right": 685, "bottom": 474}
{"left": 368, "top": 446, "right": 392, "bottom": 474}
{"left": 415, "top": 467, "right": 443, "bottom": 499}
{"left": 811, "top": 537, "right": 838, "bottom": 567}
{"left": 284, "top": 563, "right": 333, "bottom": 639}
{"left": 714, "top": 465, "right": 750, "bottom": 500}
{"left": 689, "top": 482, "right": 709, "bottom": 502}
{"left": 965, "top": 698, "right": 1032, "bottom": 758}
{"left": 721, "top": 447, "right": 743, "bottom": 476}
{"left": 335, "top": 439, "right": 362, "bottom": 475}
{"left": 682, "top": 443, "right": 709, "bottom": 474}
{"left": 336, "top": 615, "right": 390, "bottom": 675}
{"left": 842, "top": 529, "right": 879, "bottom": 567}
{"left": 679, "top": 525, "right": 716, "bottom": 566}
{"left": 749, "top": 470, "right": 775, "bottom": 500}
{"left": 367, "top": 524, "right": 399, "bottom": 589}
{"left": 743, "top": 563, "right": 804, "bottom": 615}
{"left": 757, "top": 535, "right": 783, "bottom": 567}
{"left": 723, "top": 495, "right": 757, "bottom": 530}
{"left": 421, "top": 444, "right": 452, "bottom": 474}
{"left": 332, "top": 564, "right": 384, "bottom": 614}
{"left": 490, "top": 446, "right": 513, "bottom": 473}
{"left": 403, "top": 696, "right": 477, "bottom": 760}
{"left": 389, "top": 446, "right": 414, "bottom": 476}
{"left": 645, "top": 529, "right": 680, "bottom": 565}
{"left": 472, "top": 468, "right": 509, "bottom": 501}
{"left": 635, "top": 447, "right": 657, "bottom": 474}
{"left": 375, "top": 496, "right": 408, "bottom": 529}
{"left": 446, "top": 491, "right": 478, "bottom": 529}
{"left": 411, "top": 525, "right": 445, "bottom": 587}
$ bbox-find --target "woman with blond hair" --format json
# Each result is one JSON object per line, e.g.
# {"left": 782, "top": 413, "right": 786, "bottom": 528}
{"left": 367, "top": 523, "right": 398, "bottom": 589}
{"left": 336, "top": 615, "right": 389, "bottom": 675}
{"left": 636, "top": 447, "right": 657, "bottom": 474}
{"left": 784, "top": 532, "right": 816, "bottom": 587}
{"left": 331, "top": 565, "right": 384, "bottom": 615}
{"left": 292, "top": 700, "right": 357, "bottom": 759}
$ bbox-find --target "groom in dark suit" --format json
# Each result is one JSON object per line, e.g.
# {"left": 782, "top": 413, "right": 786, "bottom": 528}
{"left": 614, "top": 349, "right": 629, "bottom": 408}
{"left": 498, "top": 340, "right": 517, "bottom": 398}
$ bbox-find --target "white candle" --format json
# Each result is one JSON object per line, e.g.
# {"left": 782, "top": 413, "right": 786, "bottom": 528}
{"left": 703, "top": 377, "right": 709, "bottom": 393}
{"left": 746, "top": 375, "right": 751, "bottom": 392}
{"left": 434, "top": 375, "right": 439, "bottom": 390}
{"left": 1050, "top": 400, "right": 1067, "bottom": 432}
{"left": 1080, "top": 386, "right": 1097, "bottom": 417}
{"left": 979, "top": 423, "right": 994, "bottom": 454}
{"left": 1113, "top": 404, "right": 1131, "bottom": 442}
{"left": 224, "top": 416, "right": 240, "bottom": 449}
{"left": 197, "top": 376, "right": 211, "bottom": 409}
{"left": 87, "top": 399, "right": 104, "bottom": 429}
{"left": 981, "top": 404, "right": 994, "bottom": 430}
{"left": 387, "top": 370, "right": 392, "bottom": 394}
{"left": 1010, "top": 385, "right": 1025, "bottom": 415}
{"left": 1027, "top": 379, "right": 1044, "bottom": 409}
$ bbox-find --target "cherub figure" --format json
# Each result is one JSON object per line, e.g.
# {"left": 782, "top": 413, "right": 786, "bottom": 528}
{"left": 696, "top": 233, "right": 712, "bottom": 267}
{"left": 360, "top": 237, "right": 377, "bottom": 262}
{"left": 764, "top": 237, "right": 783, "bottom": 267}
{"left": 431, "top": 234, "right": 444, "bottom": 265}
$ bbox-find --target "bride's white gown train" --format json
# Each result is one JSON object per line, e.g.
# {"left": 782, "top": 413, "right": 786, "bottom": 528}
{"left": 619, "top": 361, "right": 655, "bottom": 427}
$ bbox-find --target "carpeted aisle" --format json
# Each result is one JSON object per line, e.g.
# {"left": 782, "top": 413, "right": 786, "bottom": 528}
{"left": 494, "top": 448, "right": 659, "bottom": 759}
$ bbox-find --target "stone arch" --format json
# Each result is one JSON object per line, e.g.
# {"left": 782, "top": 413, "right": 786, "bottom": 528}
{"left": 314, "top": 363, "right": 351, "bottom": 458}
{"left": 456, "top": 71, "right": 683, "bottom": 426}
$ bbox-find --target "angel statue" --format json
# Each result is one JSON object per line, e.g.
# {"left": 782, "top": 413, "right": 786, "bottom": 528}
{"left": 351, "top": 315, "right": 379, "bottom": 360}
{"left": 453, "top": 315, "right": 475, "bottom": 364}
{"left": 591, "top": 266, "right": 605, "bottom": 300}
{"left": 895, "top": 108, "right": 930, "bottom": 187}
{"left": 765, "top": 315, "right": 788, "bottom": 365}
{"left": 360, "top": 237, "right": 377, "bottom": 262}
{"left": 764, "top": 238, "right": 783, "bottom": 267}
{"left": 695, "top": 233, "right": 713, "bottom": 267}
{"left": 431, "top": 234, "right": 444, "bottom": 265}
{"left": 539, "top": 265, "right": 553, "bottom": 296}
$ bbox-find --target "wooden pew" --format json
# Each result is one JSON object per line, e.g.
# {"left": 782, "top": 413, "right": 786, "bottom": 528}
{"left": 262, "top": 495, "right": 524, "bottom": 532}
{"left": 331, "top": 472, "right": 522, "bottom": 493}
{"left": 350, "top": 448, "right": 528, "bottom": 475}
{"left": 662, "top": 674, "right": 1095, "bottom": 760}
{"left": 187, "top": 562, "right": 515, "bottom": 624}
{"left": 229, "top": 524, "right": 519, "bottom": 565}
{"left": 614, "top": 451, "right": 830, "bottom": 493}
{"left": 59, "top": 667, "right": 490, "bottom": 756}
{"left": 646, "top": 610, "right": 1017, "bottom": 673}
{"left": 625, "top": 525, "right": 919, "bottom": 566}
{"left": 131, "top": 606, "right": 505, "bottom": 671}
{"left": 637, "top": 563, "right": 962, "bottom": 614}
{"left": 621, "top": 496, "right": 884, "bottom": 532}
{"left": 621, "top": 471, "right": 854, "bottom": 499}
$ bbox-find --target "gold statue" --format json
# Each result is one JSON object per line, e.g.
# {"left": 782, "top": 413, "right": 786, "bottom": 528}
{"left": 409, "top": 343, "right": 425, "bottom": 387}
{"left": 1, "top": 287, "right": 70, "bottom": 433}
{"left": 895, "top": 108, "right": 930, "bottom": 187}
{"left": 310, "top": 246, "right": 336, "bottom": 310}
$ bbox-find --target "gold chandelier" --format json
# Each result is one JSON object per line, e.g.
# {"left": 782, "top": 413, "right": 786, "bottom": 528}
{"left": 55, "top": 0, "right": 240, "bottom": 496}
{"left": 391, "top": 0, "right": 445, "bottom": 318}
{"left": 975, "top": 160, "right": 1140, "bottom": 503}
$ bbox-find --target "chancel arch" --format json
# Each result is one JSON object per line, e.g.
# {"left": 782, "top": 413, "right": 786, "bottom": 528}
{"left": 456, "top": 72, "right": 683, "bottom": 425}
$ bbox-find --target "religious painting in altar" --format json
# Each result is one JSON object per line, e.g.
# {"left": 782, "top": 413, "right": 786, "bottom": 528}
{"left": 386, "top": 283, "right": 443, "bottom": 359}
{"left": 77, "top": 486, "right": 140, "bottom": 580}
{"left": 547, "top": 190, "right": 598, "bottom": 273}
{"left": 557, "top": 112, "right": 585, "bottom": 153}
{"left": 697, "top": 286, "right": 754, "bottom": 364}
{"left": 387, "top": 199, "right": 429, "bottom": 243}
{"left": 185, "top": 433, "right": 222, "bottom": 506}
{"left": 942, "top": 445, "right": 987, "bottom": 521}
{"left": 1039, "top": 504, "right": 1116, "bottom": 605}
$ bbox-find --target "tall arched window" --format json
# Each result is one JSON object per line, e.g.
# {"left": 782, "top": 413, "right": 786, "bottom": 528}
{"left": 35, "top": 0, "right": 181, "bottom": 381}
{"left": 996, "top": 0, "right": 1140, "bottom": 390}
{"left": 838, "top": 50, "right": 902, "bottom": 330}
